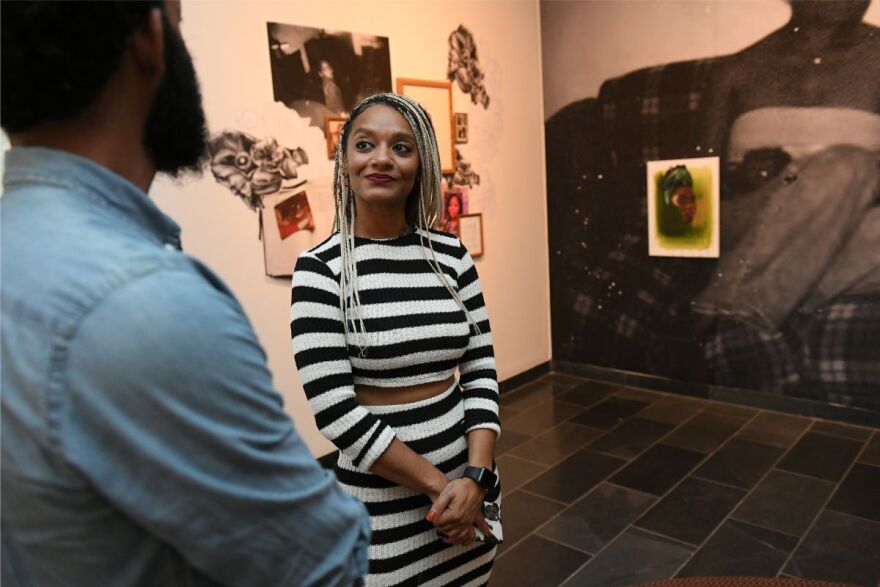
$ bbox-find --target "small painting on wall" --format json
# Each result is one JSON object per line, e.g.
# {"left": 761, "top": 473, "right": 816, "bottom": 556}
{"left": 454, "top": 112, "right": 468, "bottom": 143}
{"left": 325, "top": 116, "right": 347, "bottom": 158}
{"left": 439, "top": 185, "right": 468, "bottom": 237}
{"left": 646, "top": 156, "right": 720, "bottom": 258}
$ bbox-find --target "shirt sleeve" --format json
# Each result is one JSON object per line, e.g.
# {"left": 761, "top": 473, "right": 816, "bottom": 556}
{"left": 456, "top": 242, "right": 501, "bottom": 436}
{"left": 290, "top": 252, "right": 396, "bottom": 472}
{"left": 62, "top": 268, "right": 371, "bottom": 587}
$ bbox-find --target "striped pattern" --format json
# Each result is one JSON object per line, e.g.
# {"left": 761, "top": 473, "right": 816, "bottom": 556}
{"left": 291, "top": 228, "right": 500, "bottom": 473}
{"left": 336, "top": 383, "right": 498, "bottom": 586}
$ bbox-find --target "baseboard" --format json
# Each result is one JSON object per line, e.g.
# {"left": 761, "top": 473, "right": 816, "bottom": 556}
{"left": 552, "top": 360, "right": 880, "bottom": 428}
{"left": 499, "top": 361, "right": 551, "bottom": 394}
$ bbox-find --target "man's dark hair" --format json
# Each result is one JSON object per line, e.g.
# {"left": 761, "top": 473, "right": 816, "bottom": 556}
{"left": 1, "top": 1, "right": 162, "bottom": 133}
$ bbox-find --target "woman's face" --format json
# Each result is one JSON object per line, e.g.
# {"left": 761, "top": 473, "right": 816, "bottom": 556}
{"left": 447, "top": 195, "right": 461, "bottom": 218}
{"left": 671, "top": 186, "right": 697, "bottom": 224}
{"left": 346, "top": 105, "right": 419, "bottom": 212}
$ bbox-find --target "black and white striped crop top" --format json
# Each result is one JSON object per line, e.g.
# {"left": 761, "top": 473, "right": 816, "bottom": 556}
{"left": 290, "top": 228, "right": 499, "bottom": 472}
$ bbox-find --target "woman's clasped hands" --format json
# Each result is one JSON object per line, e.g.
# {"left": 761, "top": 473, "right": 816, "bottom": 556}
{"left": 426, "top": 477, "right": 493, "bottom": 545}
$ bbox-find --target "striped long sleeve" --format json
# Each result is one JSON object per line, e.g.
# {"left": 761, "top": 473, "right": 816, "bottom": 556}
{"left": 456, "top": 246, "right": 501, "bottom": 436}
{"left": 290, "top": 252, "right": 396, "bottom": 472}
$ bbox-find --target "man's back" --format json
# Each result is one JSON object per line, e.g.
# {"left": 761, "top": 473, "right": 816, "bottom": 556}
{"left": 1, "top": 147, "right": 370, "bottom": 586}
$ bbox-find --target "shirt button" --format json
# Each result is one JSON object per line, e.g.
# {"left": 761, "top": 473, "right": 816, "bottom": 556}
{"left": 164, "top": 243, "right": 177, "bottom": 251}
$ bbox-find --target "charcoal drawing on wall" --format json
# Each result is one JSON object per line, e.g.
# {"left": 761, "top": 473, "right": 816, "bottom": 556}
{"left": 267, "top": 22, "right": 391, "bottom": 127}
{"left": 542, "top": 0, "right": 880, "bottom": 411}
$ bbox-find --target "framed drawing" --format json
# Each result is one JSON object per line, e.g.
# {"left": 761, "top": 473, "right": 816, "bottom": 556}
{"left": 396, "top": 78, "right": 455, "bottom": 174}
{"left": 646, "top": 156, "right": 720, "bottom": 258}
{"left": 259, "top": 181, "right": 315, "bottom": 277}
{"left": 458, "top": 213, "right": 483, "bottom": 258}
{"left": 454, "top": 112, "right": 468, "bottom": 143}
{"left": 325, "top": 116, "right": 347, "bottom": 159}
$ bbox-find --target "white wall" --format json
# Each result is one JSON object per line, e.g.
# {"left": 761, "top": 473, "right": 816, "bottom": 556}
{"left": 150, "top": 1, "right": 550, "bottom": 456}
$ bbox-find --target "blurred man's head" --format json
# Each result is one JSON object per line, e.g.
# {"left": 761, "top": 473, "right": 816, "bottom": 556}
{"left": 1, "top": 1, "right": 207, "bottom": 176}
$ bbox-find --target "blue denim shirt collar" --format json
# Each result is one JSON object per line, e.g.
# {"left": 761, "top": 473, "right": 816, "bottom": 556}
{"left": 3, "top": 146, "right": 182, "bottom": 249}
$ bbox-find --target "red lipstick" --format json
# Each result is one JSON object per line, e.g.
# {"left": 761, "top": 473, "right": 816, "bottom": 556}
{"left": 366, "top": 173, "right": 394, "bottom": 184}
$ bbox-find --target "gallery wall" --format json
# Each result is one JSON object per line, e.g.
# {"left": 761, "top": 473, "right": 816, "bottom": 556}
{"left": 542, "top": 0, "right": 880, "bottom": 413}
{"left": 147, "top": 1, "right": 550, "bottom": 456}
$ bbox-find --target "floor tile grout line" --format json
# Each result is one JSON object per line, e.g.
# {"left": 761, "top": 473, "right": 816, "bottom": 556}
{"left": 672, "top": 420, "right": 812, "bottom": 577}
{"left": 499, "top": 376, "right": 878, "bottom": 584}
{"left": 551, "top": 410, "right": 759, "bottom": 585}
{"left": 530, "top": 532, "right": 596, "bottom": 557}
{"left": 816, "top": 506, "right": 880, "bottom": 528}
{"left": 669, "top": 420, "right": 820, "bottom": 578}
{"left": 631, "top": 524, "right": 700, "bottom": 549}
{"left": 775, "top": 430, "right": 878, "bottom": 578}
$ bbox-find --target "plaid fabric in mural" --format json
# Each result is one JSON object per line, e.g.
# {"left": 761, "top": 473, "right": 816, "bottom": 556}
{"left": 546, "top": 55, "right": 879, "bottom": 408}
{"left": 801, "top": 295, "right": 880, "bottom": 410}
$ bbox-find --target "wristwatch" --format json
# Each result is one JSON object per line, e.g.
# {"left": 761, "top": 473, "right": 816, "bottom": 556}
{"left": 461, "top": 466, "right": 497, "bottom": 492}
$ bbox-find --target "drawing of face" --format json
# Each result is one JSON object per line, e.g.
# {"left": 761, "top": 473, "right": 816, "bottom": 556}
{"left": 671, "top": 186, "right": 697, "bottom": 224}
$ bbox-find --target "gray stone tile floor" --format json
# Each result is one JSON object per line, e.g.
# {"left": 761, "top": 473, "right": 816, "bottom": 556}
{"left": 489, "top": 372, "right": 880, "bottom": 586}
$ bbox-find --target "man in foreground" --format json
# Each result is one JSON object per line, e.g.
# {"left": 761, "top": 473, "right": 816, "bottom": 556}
{"left": 1, "top": 2, "right": 370, "bottom": 585}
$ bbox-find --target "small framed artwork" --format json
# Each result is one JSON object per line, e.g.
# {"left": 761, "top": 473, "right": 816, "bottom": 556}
{"left": 439, "top": 185, "right": 469, "bottom": 237}
{"left": 396, "top": 78, "right": 455, "bottom": 174}
{"left": 454, "top": 112, "right": 468, "bottom": 143}
{"left": 259, "top": 181, "right": 315, "bottom": 277}
{"left": 458, "top": 213, "right": 484, "bottom": 258}
{"left": 325, "top": 116, "right": 347, "bottom": 159}
{"left": 646, "top": 156, "right": 720, "bottom": 258}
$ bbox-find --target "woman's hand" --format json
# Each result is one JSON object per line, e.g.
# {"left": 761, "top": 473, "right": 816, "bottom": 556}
{"left": 426, "top": 478, "right": 493, "bottom": 545}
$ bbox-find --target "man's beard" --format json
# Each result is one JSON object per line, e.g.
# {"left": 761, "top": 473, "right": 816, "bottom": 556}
{"left": 143, "top": 18, "right": 208, "bottom": 177}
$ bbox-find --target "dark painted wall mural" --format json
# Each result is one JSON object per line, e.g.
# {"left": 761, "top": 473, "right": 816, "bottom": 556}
{"left": 542, "top": 0, "right": 880, "bottom": 412}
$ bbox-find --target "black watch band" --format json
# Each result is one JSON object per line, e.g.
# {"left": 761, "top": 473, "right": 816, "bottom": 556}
{"left": 462, "top": 466, "right": 496, "bottom": 492}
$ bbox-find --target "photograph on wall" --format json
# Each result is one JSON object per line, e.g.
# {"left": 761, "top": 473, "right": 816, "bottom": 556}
{"left": 454, "top": 112, "right": 468, "bottom": 143}
{"left": 274, "top": 190, "right": 315, "bottom": 239}
{"left": 439, "top": 185, "right": 469, "bottom": 237}
{"left": 647, "top": 157, "right": 719, "bottom": 258}
{"left": 267, "top": 22, "right": 391, "bottom": 128}
{"left": 325, "top": 116, "right": 346, "bottom": 158}
{"left": 542, "top": 0, "right": 880, "bottom": 411}
{"left": 260, "top": 186, "right": 315, "bottom": 277}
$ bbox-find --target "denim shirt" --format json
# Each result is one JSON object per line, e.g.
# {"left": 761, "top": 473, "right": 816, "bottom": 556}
{"left": 1, "top": 147, "right": 370, "bottom": 587}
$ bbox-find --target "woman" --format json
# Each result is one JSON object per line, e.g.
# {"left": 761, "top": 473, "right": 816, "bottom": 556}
{"left": 439, "top": 191, "right": 463, "bottom": 237}
{"left": 290, "top": 92, "right": 501, "bottom": 586}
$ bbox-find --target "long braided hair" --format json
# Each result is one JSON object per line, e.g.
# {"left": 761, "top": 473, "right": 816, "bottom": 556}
{"left": 332, "top": 92, "right": 479, "bottom": 348}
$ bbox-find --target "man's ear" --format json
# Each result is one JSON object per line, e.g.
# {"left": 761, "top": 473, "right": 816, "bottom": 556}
{"left": 129, "top": 7, "right": 165, "bottom": 77}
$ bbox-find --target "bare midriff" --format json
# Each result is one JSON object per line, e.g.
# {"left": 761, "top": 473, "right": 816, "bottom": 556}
{"left": 356, "top": 376, "right": 456, "bottom": 406}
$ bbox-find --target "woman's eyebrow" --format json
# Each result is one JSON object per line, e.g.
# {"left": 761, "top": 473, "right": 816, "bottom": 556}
{"left": 351, "top": 126, "right": 415, "bottom": 142}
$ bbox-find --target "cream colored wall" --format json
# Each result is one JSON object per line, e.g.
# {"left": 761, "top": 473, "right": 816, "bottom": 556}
{"left": 148, "top": 1, "right": 550, "bottom": 456}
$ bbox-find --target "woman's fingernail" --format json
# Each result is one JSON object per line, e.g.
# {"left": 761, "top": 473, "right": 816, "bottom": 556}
{"left": 426, "top": 511, "right": 436, "bottom": 522}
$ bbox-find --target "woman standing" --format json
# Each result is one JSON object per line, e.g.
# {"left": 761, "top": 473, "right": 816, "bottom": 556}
{"left": 291, "top": 93, "right": 500, "bottom": 586}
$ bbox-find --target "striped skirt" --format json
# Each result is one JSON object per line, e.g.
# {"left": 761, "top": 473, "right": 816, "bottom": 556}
{"left": 335, "top": 381, "right": 499, "bottom": 586}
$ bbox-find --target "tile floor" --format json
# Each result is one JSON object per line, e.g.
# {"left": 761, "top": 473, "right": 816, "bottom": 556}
{"left": 488, "top": 372, "right": 880, "bottom": 587}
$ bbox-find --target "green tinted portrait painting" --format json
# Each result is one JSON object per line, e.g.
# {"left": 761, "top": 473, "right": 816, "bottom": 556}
{"left": 647, "top": 157, "right": 720, "bottom": 258}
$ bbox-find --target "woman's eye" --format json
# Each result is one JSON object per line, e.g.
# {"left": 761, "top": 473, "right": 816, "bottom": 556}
{"left": 355, "top": 140, "right": 372, "bottom": 150}
{"left": 393, "top": 144, "right": 413, "bottom": 153}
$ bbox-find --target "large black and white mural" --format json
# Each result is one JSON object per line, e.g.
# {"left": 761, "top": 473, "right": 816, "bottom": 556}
{"left": 542, "top": 0, "right": 880, "bottom": 412}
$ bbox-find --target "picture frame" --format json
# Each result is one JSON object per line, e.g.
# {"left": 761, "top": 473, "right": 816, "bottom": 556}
{"left": 325, "top": 116, "right": 347, "bottom": 159}
{"left": 646, "top": 156, "right": 720, "bottom": 258}
{"left": 458, "top": 213, "right": 484, "bottom": 258}
{"left": 454, "top": 112, "right": 468, "bottom": 143}
{"left": 396, "top": 78, "right": 455, "bottom": 174}
{"left": 259, "top": 181, "right": 315, "bottom": 277}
